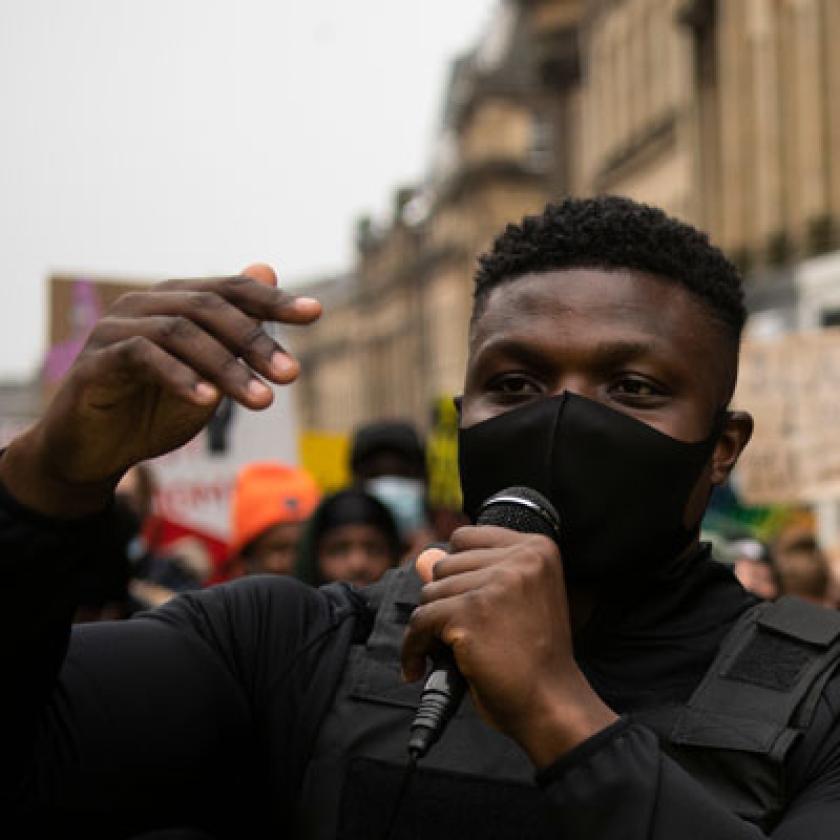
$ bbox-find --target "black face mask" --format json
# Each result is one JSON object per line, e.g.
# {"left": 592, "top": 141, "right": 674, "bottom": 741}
{"left": 458, "top": 392, "right": 723, "bottom": 585}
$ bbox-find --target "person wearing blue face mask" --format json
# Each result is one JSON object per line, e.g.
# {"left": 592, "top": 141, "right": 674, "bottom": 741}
{"left": 350, "top": 420, "right": 434, "bottom": 559}
{"left": 3, "top": 198, "right": 840, "bottom": 839}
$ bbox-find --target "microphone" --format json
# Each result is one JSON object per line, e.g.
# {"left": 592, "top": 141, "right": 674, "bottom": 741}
{"left": 407, "top": 486, "right": 561, "bottom": 760}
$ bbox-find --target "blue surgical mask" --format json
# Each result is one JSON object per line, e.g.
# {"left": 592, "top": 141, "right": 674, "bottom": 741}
{"left": 365, "top": 476, "right": 427, "bottom": 537}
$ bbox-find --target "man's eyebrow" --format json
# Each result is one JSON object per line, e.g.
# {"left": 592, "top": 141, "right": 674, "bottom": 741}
{"left": 472, "top": 335, "right": 658, "bottom": 368}
{"left": 470, "top": 337, "right": 557, "bottom": 372}
{"left": 589, "top": 340, "right": 658, "bottom": 367}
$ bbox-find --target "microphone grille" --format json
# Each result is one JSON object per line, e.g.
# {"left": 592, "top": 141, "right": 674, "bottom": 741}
{"left": 476, "top": 486, "right": 560, "bottom": 543}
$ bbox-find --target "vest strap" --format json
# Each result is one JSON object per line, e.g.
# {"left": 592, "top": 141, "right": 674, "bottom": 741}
{"left": 671, "top": 596, "right": 840, "bottom": 761}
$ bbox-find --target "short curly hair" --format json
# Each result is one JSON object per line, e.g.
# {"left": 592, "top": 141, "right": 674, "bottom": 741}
{"left": 473, "top": 195, "right": 745, "bottom": 342}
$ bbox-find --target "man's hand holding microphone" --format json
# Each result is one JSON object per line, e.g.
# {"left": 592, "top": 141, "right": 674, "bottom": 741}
{"left": 408, "top": 520, "right": 617, "bottom": 769}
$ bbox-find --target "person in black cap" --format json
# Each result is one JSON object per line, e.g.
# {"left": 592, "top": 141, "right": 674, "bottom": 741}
{"left": 350, "top": 420, "right": 426, "bottom": 484}
{"left": 3, "top": 200, "right": 840, "bottom": 839}
{"left": 350, "top": 420, "right": 433, "bottom": 559}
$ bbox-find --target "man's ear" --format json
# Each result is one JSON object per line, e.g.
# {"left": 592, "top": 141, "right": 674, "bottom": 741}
{"left": 710, "top": 411, "right": 753, "bottom": 485}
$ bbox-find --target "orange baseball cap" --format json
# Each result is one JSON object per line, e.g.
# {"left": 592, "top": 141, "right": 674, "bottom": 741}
{"left": 230, "top": 462, "right": 321, "bottom": 556}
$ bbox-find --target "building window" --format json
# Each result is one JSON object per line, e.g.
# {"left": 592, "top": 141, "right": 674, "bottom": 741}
{"left": 528, "top": 112, "right": 554, "bottom": 171}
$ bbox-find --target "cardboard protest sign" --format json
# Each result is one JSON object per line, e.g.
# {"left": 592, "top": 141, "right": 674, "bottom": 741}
{"left": 735, "top": 330, "right": 840, "bottom": 504}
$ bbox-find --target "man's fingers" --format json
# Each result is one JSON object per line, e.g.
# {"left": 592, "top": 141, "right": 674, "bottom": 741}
{"left": 416, "top": 541, "right": 525, "bottom": 585}
{"left": 223, "top": 278, "right": 321, "bottom": 325}
{"left": 108, "top": 291, "right": 299, "bottom": 385}
{"left": 421, "top": 567, "right": 495, "bottom": 605}
{"left": 81, "top": 337, "right": 220, "bottom": 408}
{"left": 156, "top": 275, "right": 322, "bottom": 325}
{"left": 402, "top": 600, "right": 453, "bottom": 682}
{"left": 428, "top": 548, "right": 514, "bottom": 581}
{"left": 91, "top": 316, "right": 274, "bottom": 409}
{"left": 403, "top": 593, "right": 490, "bottom": 683}
{"left": 449, "top": 525, "right": 552, "bottom": 553}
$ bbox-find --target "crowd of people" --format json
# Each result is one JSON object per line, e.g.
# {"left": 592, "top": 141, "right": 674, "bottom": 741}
{"left": 73, "top": 419, "right": 470, "bottom": 622}
{"left": 713, "top": 530, "right": 839, "bottom": 609}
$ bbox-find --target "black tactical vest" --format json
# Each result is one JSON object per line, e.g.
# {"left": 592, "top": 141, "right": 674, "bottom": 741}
{"left": 294, "top": 566, "right": 840, "bottom": 839}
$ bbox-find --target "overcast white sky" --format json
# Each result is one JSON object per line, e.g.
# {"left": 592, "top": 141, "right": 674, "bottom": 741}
{"left": 0, "top": 0, "right": 497, "bottom": 379}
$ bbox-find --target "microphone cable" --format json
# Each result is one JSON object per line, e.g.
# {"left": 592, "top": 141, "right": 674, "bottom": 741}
{"left": 381, "top": 751, "right": 418, "bottom": 840}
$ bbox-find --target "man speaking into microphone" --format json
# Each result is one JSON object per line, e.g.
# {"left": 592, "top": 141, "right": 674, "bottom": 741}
{"left": 2, "top": 196, "right": 840, "bottom": 838}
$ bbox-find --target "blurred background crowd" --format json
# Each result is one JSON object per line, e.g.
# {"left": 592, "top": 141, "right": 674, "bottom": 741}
{"left": 74, "top": 419, "right": 470, "bottom": 621}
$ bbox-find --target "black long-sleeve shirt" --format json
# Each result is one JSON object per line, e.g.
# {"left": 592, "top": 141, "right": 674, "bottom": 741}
{"left": 3, "top": 483, "right": 840, "bottom": 838}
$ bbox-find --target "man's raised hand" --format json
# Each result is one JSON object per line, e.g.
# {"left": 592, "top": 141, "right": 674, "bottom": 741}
{"left": 0, "top": 264, "right": 320, "bottom": 517}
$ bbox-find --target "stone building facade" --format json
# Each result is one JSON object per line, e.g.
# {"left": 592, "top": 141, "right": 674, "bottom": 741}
{"left": 294, "top": 0, "right": 840, "bottom": 432}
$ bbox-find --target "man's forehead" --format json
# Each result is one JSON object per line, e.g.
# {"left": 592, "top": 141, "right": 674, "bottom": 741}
{"left": 471, "top": 268, "right": 708, "bottom": 340}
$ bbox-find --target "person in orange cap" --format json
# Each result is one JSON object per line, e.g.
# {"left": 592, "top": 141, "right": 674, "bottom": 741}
{"left": 228, "top": 462, "right": 320, "bottom": 576}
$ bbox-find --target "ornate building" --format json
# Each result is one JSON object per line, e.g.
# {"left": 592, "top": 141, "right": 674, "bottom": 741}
{"left": 294, "top": 0, "right": 840, "bottom": 432}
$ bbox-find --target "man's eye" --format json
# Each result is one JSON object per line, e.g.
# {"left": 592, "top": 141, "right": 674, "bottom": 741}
{"left": 612, "top": 378, "right": 662, "bottom": 398}
{"left": 488, "top": 375, "right": 540, "bottom": 395}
